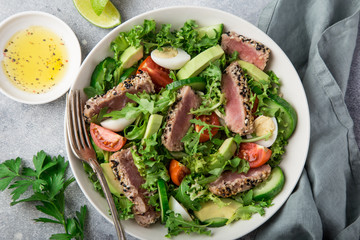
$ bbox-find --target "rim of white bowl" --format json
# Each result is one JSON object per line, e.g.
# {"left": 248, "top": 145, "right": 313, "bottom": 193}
{"left": 66, "top": 5, "right": 310, "bottom": 240}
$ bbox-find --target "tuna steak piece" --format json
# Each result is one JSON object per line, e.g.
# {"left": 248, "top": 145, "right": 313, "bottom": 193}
{"left": 162, "top": 86, "right": 201, "bottom": 152}
{"left": 209, "top": 164, "right": 272, "bottom": 197}
{"left": 83, "top": 71, "right": 155, "bottom": 122}
{"left": 222, "top": 61, "right": 254, "bottom": 135}
{"left": 221, "top": 31, "right": 270, "bottom": 70}
{"left": 110, "top": 148, "right": 159, "bottom": 227}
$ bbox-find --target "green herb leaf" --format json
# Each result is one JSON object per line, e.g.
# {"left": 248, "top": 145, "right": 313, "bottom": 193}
{"left": 174, "top": 176, "right": 202, "bottom": 211}
{"left": 36, "top": 201, "right": 64, "bottom": 222}
{"left": 48, "top": 173, "right": 65, "bottom": 200}
{"left": 8, "top": 179, "right": 33, "bottom": 201}
{"left": 165, "top": 210, "right": 211, "bottom": 238}
{"left": 66, "top": 218, "right": 78, "bottom": 236}
{"left": 227, "top": 204, "right": 265, "bottom": 223}
{"left": 11, "top": 192, "right": 48, "bottom": 205}
{"left": 49, "top": 233, "right": 73, "bottom": 240}
{"left": 105, "top": 90, "right": 176, "bottom": 121}
{"left": 132, "top": 134, "right": 170, "bottom": 193}
{"left": 267, "top": 135, "right": 287, "bottom": 167}
{"left": 191, "top": 59, "right": 226, "bottom": 115}
{"left": 34, "top": 217, "right": 61, "bottom": 224}
{"left": 0, "top": 158, "right": 22, "bottom": 191}
{"left": 0, "top": 151, "right": 87, "bottom": 240}
{"left": 113, "top": 196, "right": 134, "bottom": 220}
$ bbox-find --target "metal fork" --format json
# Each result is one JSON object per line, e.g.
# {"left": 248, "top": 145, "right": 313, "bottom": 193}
{"left": 66, "top": 90, "right": 126, "bottom": 240}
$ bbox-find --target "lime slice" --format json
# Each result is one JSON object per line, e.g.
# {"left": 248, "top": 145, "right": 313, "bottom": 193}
{"left": 91, "top": 0, "right": 108, "bottom": 16}
{"left": 73, "top": 0, "right": 121, "bottom": 28}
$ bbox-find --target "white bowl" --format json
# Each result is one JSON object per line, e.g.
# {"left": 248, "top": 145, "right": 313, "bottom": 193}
{"left": 0, "top": 11, "right": 81, "bottom": 104}
{"left": 65, "top": 6, "right": 310, "bottom": 240}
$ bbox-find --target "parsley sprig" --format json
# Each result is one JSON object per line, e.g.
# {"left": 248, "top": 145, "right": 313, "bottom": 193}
{"left": 0, "top": 151, "right": 87, "bottom": 240}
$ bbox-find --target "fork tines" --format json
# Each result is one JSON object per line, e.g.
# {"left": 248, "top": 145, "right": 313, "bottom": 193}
{"left": 66, "top": 90, "right": 91, "bottom": 156}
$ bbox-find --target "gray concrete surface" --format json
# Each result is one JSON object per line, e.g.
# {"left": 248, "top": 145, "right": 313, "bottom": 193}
{"left": 0, "top": 1, "right": 359, "bottom": 240}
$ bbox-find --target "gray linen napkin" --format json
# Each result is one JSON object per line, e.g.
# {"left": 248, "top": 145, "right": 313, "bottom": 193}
{"left": 254, "top": 0, "right": 360, "bottom": 239}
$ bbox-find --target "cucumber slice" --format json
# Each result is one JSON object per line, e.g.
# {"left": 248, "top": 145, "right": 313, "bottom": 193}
{"left": 197, "top": 23, "right": 224, "bottom": 39}
{"left": 166, "top": 77, "right": 206, "bottom": 91}
{"left": 143, "top": 114, "right": 163, "bottom": 139}
{"left": 265, "top": 94, "right": 297, "bottom": 140}
{"left": 202, "top": 217, "right": 228, "bottom": 228}
{"left": 157, "top": 179, "right": 169, "bottom": 223}
{"left": 253, "top": 166, "right": 285, "bottom": 201}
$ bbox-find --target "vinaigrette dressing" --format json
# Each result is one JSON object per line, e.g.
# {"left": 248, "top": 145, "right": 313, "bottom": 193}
{"left": 2, "top": 26, "right": 68, "bottom": 94}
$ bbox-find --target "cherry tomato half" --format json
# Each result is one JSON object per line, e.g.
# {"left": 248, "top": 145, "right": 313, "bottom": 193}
{"left": 195, "top": 112, "right": 220, "bottom": 143}
{"left": 169, "top": 159, "right": 190, "bottom": 186}
{"left": 137, "top": 56, "right": 173, "bottom": 91}
{"left": 90, "top": 123, "right": 127, "bottom": 152}
{"left": 237, "top": 142, "right": 272, "bottom": 168}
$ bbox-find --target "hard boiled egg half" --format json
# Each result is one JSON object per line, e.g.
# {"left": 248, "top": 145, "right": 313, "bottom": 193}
{"left": 151, "top": 47, "right": 190, "bottom": 70}
{"left": 169, "top": 196, "right": 192, "bottom": 221}
{"left": 253, "top": 116, "right": 278, "bottom": 147}
{"left": 100, "top": 117, "right": 135, "bottom": 132}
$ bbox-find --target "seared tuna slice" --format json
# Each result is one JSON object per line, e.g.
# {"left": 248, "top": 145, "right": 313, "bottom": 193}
{"left": 134, "top": 209, "right": 160, "bottom": 227}
{"left": 83, "top": 71, "right": 155, "bottom": 122}
{"left": 209, "top": 164, "right": 271, "bottom": 197}
{"left": 222, "top": 61, "right": 254, "bottom": 135}
{"left": 221, "top": 31, "right": 270, "bottom": 70}
{"left": 110, "top": 148, "right": 159, "bottom": 227}
{"left": 162, "top": 86, "right": 201, "bottom": 151}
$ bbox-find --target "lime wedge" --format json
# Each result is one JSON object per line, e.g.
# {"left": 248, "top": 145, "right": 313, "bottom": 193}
{"left": 73, "top": 0, "right": 121, "bottom": 29}
{"left": 91, "top": 0, "right": 108, "bottom": 16}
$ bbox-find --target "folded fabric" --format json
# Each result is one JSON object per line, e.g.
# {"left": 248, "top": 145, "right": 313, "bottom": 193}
{"left": 253, "top": 0, "right": 360, "bottom": 239}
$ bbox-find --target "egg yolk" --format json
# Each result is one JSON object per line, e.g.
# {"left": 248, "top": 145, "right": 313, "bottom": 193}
{"left": 152, "top": 47, "right": 178, "bottom": 59}
{"left": 254, "top": 116, "right": 275, "bottom": 137}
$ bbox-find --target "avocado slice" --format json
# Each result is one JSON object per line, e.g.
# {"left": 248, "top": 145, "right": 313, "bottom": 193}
{"left": 208, "top": 137, "right": 237, "bottom": 170}
{"left": 237, "top": 60, "right": 270, "bottom": 84}
{"left": 176, "top": 45, "right": 224, "bottom": 80}
{"left": 114, "top": 45, "right": 144, "bottom": 84}
{"left": 218, "top": 137, "right": 237, "bottom": 161}
{"left": 143, "top": 114, "right": 163, "bottom": 139}
{"left": 120, "top": 45, "right": 143, "bottom": 69}
{"left": 194, "top": 199, "right": 241, "bottom": 227}
{"left": 100, "top": 163, "right": 123, "bottom": 197}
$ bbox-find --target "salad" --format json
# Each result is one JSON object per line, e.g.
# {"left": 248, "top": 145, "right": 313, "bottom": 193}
{"left": 81, "top": 19, "right": 297, "bottom": 237}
